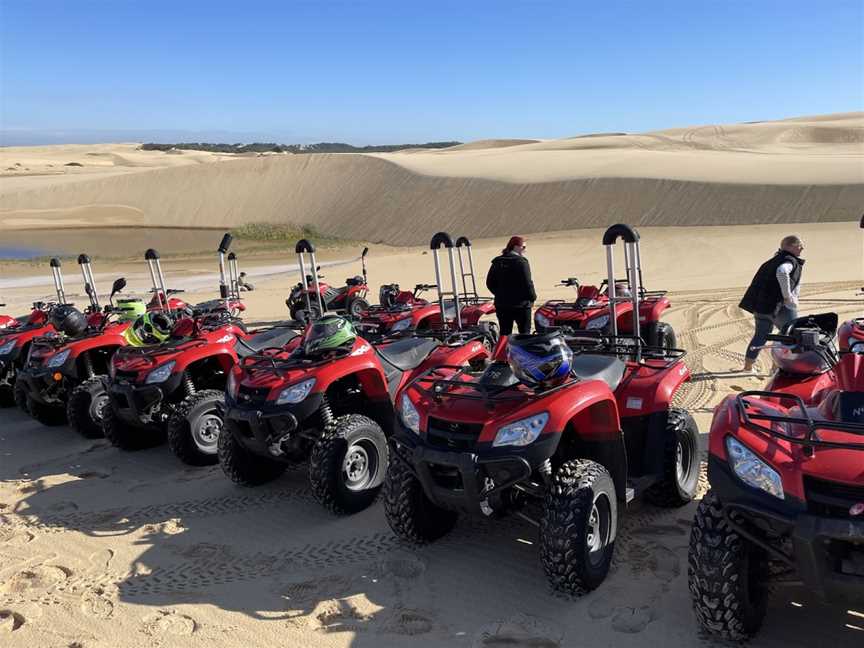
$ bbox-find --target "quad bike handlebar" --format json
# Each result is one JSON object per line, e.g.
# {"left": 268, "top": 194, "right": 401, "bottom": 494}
{"left": 557, "top": 277, "right": 579, "bottom": 287}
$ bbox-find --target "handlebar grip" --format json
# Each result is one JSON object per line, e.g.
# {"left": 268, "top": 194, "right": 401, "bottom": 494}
{"left": 218, "top": 233, "right": 233, "bottom": 253}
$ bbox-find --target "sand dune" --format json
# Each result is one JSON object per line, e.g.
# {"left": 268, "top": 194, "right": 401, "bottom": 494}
{"left": 1, "top": 113, "right": 862, "bottom": 246}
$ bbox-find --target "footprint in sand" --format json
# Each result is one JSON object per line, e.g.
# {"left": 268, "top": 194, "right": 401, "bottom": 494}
{"left": 89, "top": 548, "right": 114, "bottom": 571}
{"left": 610, "top": 606, "right": 658, "bottom": 633}
{"left": 380, "top": 608, "right": 433, "bottom": 636}
{"left": 379, "top": 552, "right": 426, "bottom": 579}
{"left": 75, "top": 470, "right": 111, "bottom": 480}
{"left": 0, "top": 609, "right": 25, "bottom": 632}
{"left": 474, "top": 615, "right": 563, "bottom": 648}
{"left": 2, "top": 565, "right": 70, "bottom": 594}
{"left": 280, "top": 574, "right": 353, "bottom": 608}
{"left": 311, "top": 597, "right": 374, "bottom": 632}
{"left": 141, "top": 610, "right": 196, "bottom": 636}
{"left": 81, "top": 588, "right": 114, "bottom": 619}
{"left": 142, "top": 518, "right": 186, "bottom": 536}
{"left": 0, "top": 529, "right": 35, "bottom": 546}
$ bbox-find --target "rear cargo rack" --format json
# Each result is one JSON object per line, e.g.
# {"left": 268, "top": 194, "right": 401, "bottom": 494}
{"left": 117, "top": 338, "right": 208, "bottom": 357}
{"left": 408, "top": 364, "right": 566, "bottom": 404}
{"left": 736, "top": 390, "right": 864, "bottom": 451}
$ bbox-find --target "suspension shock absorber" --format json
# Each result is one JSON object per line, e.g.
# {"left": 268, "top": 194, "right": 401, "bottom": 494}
{"left": 536, "top": 459, "right": 553, "bottom": 488}
{"left": 183, "top": 372, "right": 196, "bottom": 397}
{"left": 320, "top": 393, "right": 335, "bottom": 428}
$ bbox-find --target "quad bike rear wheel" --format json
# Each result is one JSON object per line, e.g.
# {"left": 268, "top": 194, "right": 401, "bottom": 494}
{"left": 688, "top": 490, "right": 769, "bottom": 640}
{"left": 218, "top": 425, "right": 287, "bottom": 485}
{"left": 14, "top": 379, "right": 29, "bottom": 414}
{"left": 645, "top": 408, "right": 700, "bottom": 507}
{"left": 102, "top": 401, "right": 164, "bottom": 450}
{"left": 347, "top": 297, "right": 370, "bottom": 320}
{"left": 28, "top": 397, "right": 67, "bottom": 426}
{"left": 67, "top": 376, "right": 109, "bottom": 438}
{"left": 167, "top": 389, "right": 224, "bottom": 466}
{"left": 309, "top": 414, "right": 388, "bottom": 515}
{"left": 296, "top": 303, "right": 323, "bottom": 325}
{"left": 384, "top": 452, "right": 458, "bottom": 543}
{"left": 540, "top": 459, "right": 617, "bottom": 594}
{"left": 644, "top": 321, "right": 677, "bottom": 350}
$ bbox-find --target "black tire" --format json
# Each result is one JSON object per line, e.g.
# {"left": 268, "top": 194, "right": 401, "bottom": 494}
{"left": 645, "top": 408, "right": 700, "bottom": 507}
{"left": 383, "top": 452, "right": 457, "bottom": 543}
{"left": 644, "top": 321, "right": 677, "bottom": 350}
{"left": 102, "top": 401, "right": 164, "bottom": 450}
{"left": 309, "top": 414, "right": 388, "bottom": 515}
{"left": 347, "top": 297, "right": 370, "bottom": 320}
{"left": 688, "top": 490, "right": 769, "bottom": 640}
{"left": 540, "top": 459, "right": 617, "bottom": 595}
{"left": 167, "top": 389, "right": 224, "bottom": 466}
{"left": 66, "top": 376, "right": 109, "bottom": 438}
{"left": 13, "top": 379, "right": 29, "bottom": 414}
{"left": 478, "top": 321, "right": 499, "bottom": 352}
{"left": 28, "top": 396, "right": 67, "bottom": 426}
{"left": 218, "top": 423, "right": 287, "bottom": 486}
{"left": 296, "top": 303, "right": 323, "bottom": 325}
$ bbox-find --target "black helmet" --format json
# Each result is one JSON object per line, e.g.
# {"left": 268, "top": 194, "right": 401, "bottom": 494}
{"left": 50, "top": 304, "right": 88, "bottom": 337}
{"left": 379, "top": 284, "right": 400, "bottom": 309}
{"left": 507, "top": 331, "right": 573, "bottom": 388}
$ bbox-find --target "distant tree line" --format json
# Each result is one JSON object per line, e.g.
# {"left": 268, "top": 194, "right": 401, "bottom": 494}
{"left": 139, "top": 141, "right": 461, "bottom": 154}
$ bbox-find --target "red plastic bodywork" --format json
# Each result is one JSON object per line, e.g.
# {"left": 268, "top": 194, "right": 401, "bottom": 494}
{"left": 535, "top": 288, "right": 670, "bottom": 332}
{"left": 838, "top": 318, "right": 864, "bottom": 352}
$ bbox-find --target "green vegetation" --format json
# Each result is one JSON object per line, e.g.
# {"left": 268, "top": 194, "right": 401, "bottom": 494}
{"left": 140, "top": 141, "right": 461, "bottom": 154}
{"left": 232, "top": 222, "right": 349, "bottom": 246}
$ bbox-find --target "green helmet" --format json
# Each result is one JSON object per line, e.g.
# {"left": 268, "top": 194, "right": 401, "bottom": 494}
{"left": 116, "top": 298, "right": 146, "bottom": 322}
{"left": 123, "top": 312, "right": 173, "bottom": 347}
{"left": 303, "top": 315, "right": 356, "bottom": 355}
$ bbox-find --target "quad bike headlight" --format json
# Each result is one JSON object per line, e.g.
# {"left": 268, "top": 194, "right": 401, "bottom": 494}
{"left": 145, "top": 360, "right": 176, "bottom": 384}
{"left": 726, "top": 436, "right": 784, "bottom": 500}
{"left": 399, "top": 393, "right": 420, "bottom": 434}
{"left": 493, "top": 412, "right": 549, "bottom": 447}
{"left": 586, "top": 314, "right": 610, "bottom": 330}
{"left": 391, "top": 318, "right": 412, "bottom": 332}
{"left": 0, "top": 338, "right": 16, "bottom": 356}
{"left": 276, "top": 378, "right": 315, "bottom": 405}
{"left": 46, "top": 349, "right": 71, "bottom": 368}
{"left": 534, "top": 312, "right": 550, "bottom": 329}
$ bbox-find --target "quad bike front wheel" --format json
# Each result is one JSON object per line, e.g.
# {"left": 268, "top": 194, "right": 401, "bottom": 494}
{"left": 67, "top": 377, "right": 109, "bottom": 438}
{"left": 28, "top": 397, "right": 67, "bottom": 426}
{"left": 309, "top": 414, "right": 388, "bottom": 515}
{"left": 218, "top": 425, "right": 287, "bottom": 486}
{"left": 167, "top": 389, "right": 224, "bottom": 466}
{"left": 645, "top": 408, "right": 700, "bottom": 507}
{"left": 688, "top": 490, "right": 769, "bottom": 640}
{"left": 296, "top": 303, "right": 323, "bottom": 325}
{"left": 347, "top": 297, "right": 370, "bottom": 320}
{"left": 102, "top": 401, "right": 164, "bottom": 450}
{"left": 540, "top": 459, "right": 617, "bottom": 594}
{"left": 13, "top": 379, "right": 29, "bottom": 414}
{"left": 644, "top": 321, "right": 677, "bottom": 350}
{"left": 383, "top": 452, "right": 458, "bottom": 543}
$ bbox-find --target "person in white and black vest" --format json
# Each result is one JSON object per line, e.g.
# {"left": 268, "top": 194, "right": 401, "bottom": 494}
{"left": 738, "top": 235, "right": 805, "bottom": 372}
{"left": 485, "top": 235, "right": 536, "bottom": 335}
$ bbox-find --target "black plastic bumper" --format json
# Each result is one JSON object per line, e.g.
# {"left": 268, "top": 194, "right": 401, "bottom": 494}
{"left": 391, "top": 421, "right": 559, "bottom": 515}
{"left": 709, "top": 454, "right": 864, "bottom": 603}
{"left": 17, "top": 367, "right": 63, "bottom": 405}
{"left": 108, "top": 380, "right": 168, "bottom": 426}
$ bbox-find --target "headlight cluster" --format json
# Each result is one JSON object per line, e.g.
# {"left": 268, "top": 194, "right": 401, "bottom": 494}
{"left": 493, "top": 412, "right": 549, "bottom": 447}
{"left": 726, "top": 436, "right": 784, "bottom": 499}
{"left": 46, "top": 349, "right": 71, "bottom": 368}
{"left": 0, "top": 338, "right": 16, "bottom": 356}
{"left": 586, "top": 314, "right": 610, "bottom": 330}
{"left": 399, "top": 393, "right": 420, "bottom": 434}
{"left": 145, "top": 360, "right": 176, "bottom": 384}
{"left": 391, "top": 318, "right": 413, "bottom": 332}
{"left": 276, "top": 378, "right": 315, "bottom": 405}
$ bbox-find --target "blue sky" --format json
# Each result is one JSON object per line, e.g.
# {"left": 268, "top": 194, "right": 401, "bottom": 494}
{"left": 1, "top": 0, "right": 862, "bottom": 144}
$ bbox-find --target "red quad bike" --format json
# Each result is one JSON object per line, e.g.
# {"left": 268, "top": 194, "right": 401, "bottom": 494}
{"left": 383, "top": 224, "right": 702, "bottom": 594}
{"left": 0, "top": 259, "right": 71, "bottom": 410}
{"left": 688, "top": 316, "right": 864, "bottom": 640}
{"left": 285, "top": 242, "right": 370, "bottom": 322}
{"left": 219, "top": 232, "right": 492, "bottom": 515}
{"left": 359, "top": 236, "right": 497, "bottom": 339}
{"left": 104, "top": 238, "right": 299, "bottom": 465}
{"left": 18, "top": 255, "right": 132, "bottom": 434}
{"left": 533, "top": 230, "right": 675, "bottom": 349}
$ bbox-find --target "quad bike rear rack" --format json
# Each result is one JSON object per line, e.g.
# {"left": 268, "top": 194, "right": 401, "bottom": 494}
{"left": 240, "top": 346, "right": 352, "bottom": 373}
{"left": 736, "top": 390, "right": 864, "bottom": 451}
{"left": 118, "top": 338, "right": 209, "bottom": 358}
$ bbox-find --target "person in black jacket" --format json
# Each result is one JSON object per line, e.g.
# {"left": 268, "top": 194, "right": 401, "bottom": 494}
{"left": 739, "top": 235, "right": 805, "bottom": 372}
{"left": 485, "top": 236, "right": 536, "bottom": 335}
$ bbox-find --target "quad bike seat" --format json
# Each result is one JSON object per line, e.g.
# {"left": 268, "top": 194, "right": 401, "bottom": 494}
{"left": 376, "top": 337, "right": 439, "bottom": 371}
{"left": 570, "top": 354, "right": 626, "bottom": 391}
{"left": 236, "top": 326, "right": 298, "bottom": 357}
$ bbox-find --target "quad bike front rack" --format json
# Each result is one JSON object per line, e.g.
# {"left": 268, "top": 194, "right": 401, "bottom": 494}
{"left": 454, "top": 236, "right": 490, "bottom": 306}
{"left": 77, "top": 253, "right": 100, "bottom": 312}
{"left": 602, "top": 224, "right": 645, "bottom": 361}
{"left": 295, "top": 239, "right": 325, "bottom": 320}
{"left": 144, "top": 248, "right": 170, "bottom": 312}
{"left": 430, "top": 232, "right": 463, "bottom": 330}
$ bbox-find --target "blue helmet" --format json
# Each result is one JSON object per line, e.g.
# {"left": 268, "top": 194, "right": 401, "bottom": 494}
{"left": 507, "top": 332, "right": 573, "bottom": 387}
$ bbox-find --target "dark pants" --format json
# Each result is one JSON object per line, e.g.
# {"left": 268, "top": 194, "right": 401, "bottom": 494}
{"left": 496, "top": 306, "right": 532, "bottom": 336}
{"left": 745, "top": 304, "right": 797, "bottom": 361}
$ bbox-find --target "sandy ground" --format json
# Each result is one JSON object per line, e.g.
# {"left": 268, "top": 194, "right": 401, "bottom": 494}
{"left": 1, "top": 113, "right": 862, "bottom": 245}
{"left": 1, "top": 223, "right": 863, "bottom": 647}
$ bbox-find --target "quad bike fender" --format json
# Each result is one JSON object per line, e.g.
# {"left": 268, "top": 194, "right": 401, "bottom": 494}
{"left": 528, "top": 384, "right": 621, "bottom": 446}
{"left": 838, "top": 318, "right": 864, "bottom": 352}
{"left": 837, "top": 348, "right": 864, "bottom": 392}
{"left": 617, "top": 361, "right": 691, "bottom": 416}
{"left": 638, "top": 296, "right": 670, "bottom": 324}
{"left": 422, "top": 339, "right": 488, "bottom": 370}
{"left": 460, "top": 303, "right": 495, "bottom": 324}
{"left": 173, "top": 347, "right": 238, "bottom": 377}
{"left": 764, "top": 369, "right": 838, "bottom": 407}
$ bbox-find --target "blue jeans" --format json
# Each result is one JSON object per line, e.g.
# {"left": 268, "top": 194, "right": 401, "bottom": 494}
{"left": 745, "top": 304, "right": 797, "bottom": 362}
